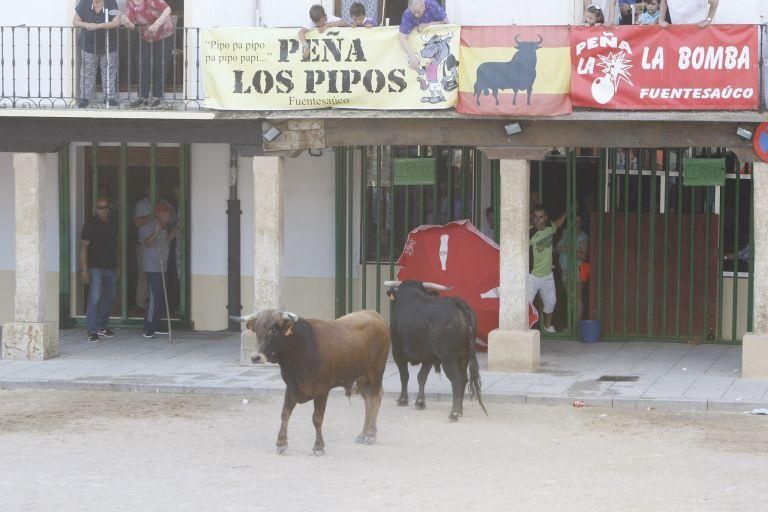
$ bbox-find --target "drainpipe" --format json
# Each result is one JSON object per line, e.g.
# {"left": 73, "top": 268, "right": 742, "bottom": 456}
{"left": 227, "top": 146, "right": 242, "bottom": 331}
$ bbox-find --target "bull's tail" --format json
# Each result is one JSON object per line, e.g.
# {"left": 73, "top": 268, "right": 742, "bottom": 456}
{"left": 469, "top": 349, "right": 488, "bottom": 417}
{"left": 455, "top": 300, "right": 488, "bottom": 417}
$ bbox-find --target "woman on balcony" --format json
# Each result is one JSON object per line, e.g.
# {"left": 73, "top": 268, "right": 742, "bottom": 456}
{"left": 123, "top": 0, "right": 175, "bottom": 108}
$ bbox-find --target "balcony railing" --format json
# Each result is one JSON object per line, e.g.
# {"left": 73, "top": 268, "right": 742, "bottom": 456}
{"left": 0, "top": 25, "right": 204, "bottom": 110}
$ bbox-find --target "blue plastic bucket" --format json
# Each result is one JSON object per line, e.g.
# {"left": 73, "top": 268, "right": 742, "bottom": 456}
{"left": 579, "top": 320, "right": 601, "bottom": 343}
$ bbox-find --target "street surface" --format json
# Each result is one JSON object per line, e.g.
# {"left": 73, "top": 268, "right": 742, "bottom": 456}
{"left": 1, "top": 389, "right": 767, "bottom": 511}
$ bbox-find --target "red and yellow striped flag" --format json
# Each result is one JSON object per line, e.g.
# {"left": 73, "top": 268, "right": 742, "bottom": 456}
{"left": 458, "top": 26, "right": 572, "bottom": 116}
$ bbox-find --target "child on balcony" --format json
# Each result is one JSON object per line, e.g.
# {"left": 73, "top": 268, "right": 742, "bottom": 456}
{"left": 584, "top": 1, "right": 616, "bottom": 25}
{"left": 349, "top": 2, "right": 375, "bottom": 28}
{"left": 299, "top": 4, "right": 347, "bottom": 59}
{"left": 639, "top": 0, "right": 661, "bottom": 25}
{"left": 584, "top": 4, "right": 606, "bottom": 26}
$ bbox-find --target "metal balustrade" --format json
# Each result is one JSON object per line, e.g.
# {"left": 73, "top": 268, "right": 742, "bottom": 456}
{"left": 0, "top": 25, "right": 203, "bottom": 110}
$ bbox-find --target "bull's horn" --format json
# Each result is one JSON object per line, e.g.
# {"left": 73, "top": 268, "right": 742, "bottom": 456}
{"left": 514, "top": 34, "right": 521, "bottom": 44}
{"left": 535, "top": 34, "right": 543, "bottom": 45}
{"left": 383, "top": 280, "right": 402, "bottom": 287}
{"left": 420, "top": 31, "right": 432, "bottom": 42}
{"left": 230, "top": 311, "right": 261, "bottom": 322}
{"left": 281, "top": 311, "right": 299, "bottom": 322}
{"left": 422, "top": 282, "right": 452, "bottom": 292}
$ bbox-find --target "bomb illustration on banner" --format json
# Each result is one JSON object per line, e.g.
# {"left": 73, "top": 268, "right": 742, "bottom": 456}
{"left": 591, "top": 50, "right": 633, "bottom": 104}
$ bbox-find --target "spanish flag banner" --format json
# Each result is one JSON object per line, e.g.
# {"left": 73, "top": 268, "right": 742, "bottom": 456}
{"left": 458, "top": 26, "right": 572, "bottom": 116}
{"left": 203, "top": 26, "right": 461, "bottom": 110}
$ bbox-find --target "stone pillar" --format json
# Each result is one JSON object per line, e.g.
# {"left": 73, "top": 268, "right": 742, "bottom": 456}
{"left": 488, "top": 159, "right": 540, "bottom": 372}
{"left": 240, "top": 156, "right": 284, "bottom": 365}
{"left": 742, "top": 162, "right": 768, "bottom": 377}
{"left": 2, "top": 153, "right": 58, "bottom": 360}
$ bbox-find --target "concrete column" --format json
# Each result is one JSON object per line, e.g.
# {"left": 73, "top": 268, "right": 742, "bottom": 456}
{"left": 240, "top": 155, "right": 284, "bottom": 364}
{"left": 2, "top": 153, "right": 58, "bottom": 360}
{"left": 487, "top": 159, "right": 540, "bottom": 372}
{"left": 742, "top": 162, "right": 768, "bottom": 377}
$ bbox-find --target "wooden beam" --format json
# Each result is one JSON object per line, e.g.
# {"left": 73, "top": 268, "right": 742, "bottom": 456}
{"left": 729, "top": 147, "right": 762, "bottom": 164}
{"left": 479, "top": 147, "right": 553, "bottom": 160}
{"left": 0, "top": 118, "right": 263, "bottom": 145}
{"left": 323, "top": 119, "right": 758, "bottom": 149}
{"left": 263, "top": 120, "right": 325, "bottom": 152}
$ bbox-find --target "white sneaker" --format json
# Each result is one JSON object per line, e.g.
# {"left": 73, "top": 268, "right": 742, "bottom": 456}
{"left": 544, "top": 326, "right": 557, "bottom": 333}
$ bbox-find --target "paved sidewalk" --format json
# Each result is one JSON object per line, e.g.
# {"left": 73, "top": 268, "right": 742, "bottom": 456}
{"left": 2, "top": 329, "right": 768, "bottom": 413}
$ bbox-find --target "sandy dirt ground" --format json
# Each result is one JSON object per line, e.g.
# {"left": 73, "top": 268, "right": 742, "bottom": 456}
{"left": 1, "top": 389, "right": 767, "bottom": 512}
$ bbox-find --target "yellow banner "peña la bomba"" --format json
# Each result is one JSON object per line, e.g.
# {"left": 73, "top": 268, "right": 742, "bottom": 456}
{"left": 202, "top": 26, "right": 461, "bottom": 110}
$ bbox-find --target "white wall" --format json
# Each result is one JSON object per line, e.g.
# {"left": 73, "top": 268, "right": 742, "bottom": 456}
{"left": 447, "top": 0, "right": 578, "bottom": 25}
{"left": 447, "top": 0, "right": 762, "bottom": 26}
{"left": 0, "top": 153, "right": 15, "bottom": 271}
{"left": 185, "top": 0, "right": 262, "bottom": 28}
{"left": 260, "top": 0, "right": 338, "bottom": 28}
{"left": 240, "top": 149, "right": 337, "bottom": 280}
{"left": 190, "top": 144, "right": 230, "bottom": 277}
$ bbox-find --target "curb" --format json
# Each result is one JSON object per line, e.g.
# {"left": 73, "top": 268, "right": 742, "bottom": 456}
{"left": 2, "top": 379, "right": 765, "bottom": 414}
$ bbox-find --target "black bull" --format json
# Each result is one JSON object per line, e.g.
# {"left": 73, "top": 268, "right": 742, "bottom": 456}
{"left": 386, "top": 280, "right": 488, "bottom": 421}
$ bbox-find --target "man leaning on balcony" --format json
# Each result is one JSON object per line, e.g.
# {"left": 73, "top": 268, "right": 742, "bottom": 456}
{"left": 73, "top": 0, "right": 121, "bottom": 108}
{"left": 660, "top": 0, "right": 719, "bottom": 28}
{"left": 398, "top": 0, "right": 449, "bottom": 71}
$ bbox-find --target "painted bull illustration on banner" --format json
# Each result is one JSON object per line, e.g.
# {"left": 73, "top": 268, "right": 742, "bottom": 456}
{"left": 417, "top": 32, "right": 459, "bottom": 103}
{"left": 474, "top": 34, "right": 543, "bottom": 106}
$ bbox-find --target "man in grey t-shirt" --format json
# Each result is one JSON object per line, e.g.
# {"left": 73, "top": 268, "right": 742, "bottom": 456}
{"left": 138, "top": 201, "right": 178, "bottom": 338}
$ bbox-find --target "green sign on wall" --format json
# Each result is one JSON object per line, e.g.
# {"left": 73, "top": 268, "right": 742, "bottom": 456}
{"left": 683, "top": 158, "right": 726, "bottom": 187}
{"left": 393, "top": 158, "right": 436, "bottom": 186}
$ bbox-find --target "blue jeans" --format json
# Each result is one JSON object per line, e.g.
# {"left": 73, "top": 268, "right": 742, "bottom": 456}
{"left": 144, "top": 272, "right": 166, "bottom": 335}
{"left": 86, "top": 268, "right": 116, "bottom": 333}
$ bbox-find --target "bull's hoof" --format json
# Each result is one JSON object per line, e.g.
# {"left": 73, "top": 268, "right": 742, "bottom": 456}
{"left": 396, "top": 397, "right": 409, "bottom": 406}
{"left": 449, "top": 412, "right": 460, "bottom": 422}
{"left": 276, "top": 444, "right": 288, "bottom": 455}
{"left": 356, "top": 433, "right": 377, "bottom": 445}
{"left": 311, "top": 448, "right": 325, "bottom": 457}
{"left": 415, "top": 398, "right": 426, "bottom": 410}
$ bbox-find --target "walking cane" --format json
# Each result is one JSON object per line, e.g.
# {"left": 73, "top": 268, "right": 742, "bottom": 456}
{"left": 158, "top": 248, "right": 173, "bottom": 344}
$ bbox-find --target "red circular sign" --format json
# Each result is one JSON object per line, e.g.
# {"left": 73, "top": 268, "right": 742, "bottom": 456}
{"left": 753, "top": 122, "right": 768, "bottom": 163}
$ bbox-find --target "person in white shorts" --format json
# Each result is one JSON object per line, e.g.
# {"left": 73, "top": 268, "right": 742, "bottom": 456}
{"left": 529, "top": 205, "right": 565, "bottom": 333}
{"left": 660, "top": 0, "right": 718, "bottom": 28}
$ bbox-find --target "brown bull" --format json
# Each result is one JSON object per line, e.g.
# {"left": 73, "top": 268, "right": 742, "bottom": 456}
{"left": 235, "top": 309, "right": 390, "bottom": 456}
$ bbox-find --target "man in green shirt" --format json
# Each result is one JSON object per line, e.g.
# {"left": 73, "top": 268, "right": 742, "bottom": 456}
{"left": 529, "top": 205, "right": 565, "bottom": 333}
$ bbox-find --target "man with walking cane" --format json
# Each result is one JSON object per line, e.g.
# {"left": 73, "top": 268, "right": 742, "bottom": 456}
{"left": 138, "top": 202, "right": 178, "bottom": 339}
{"left": 73, "top": 0, "right": 120, "bottom": 108}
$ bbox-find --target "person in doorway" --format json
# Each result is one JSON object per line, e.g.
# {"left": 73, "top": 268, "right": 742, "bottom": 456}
{"left": 123, "top": 0, "right": 175, "bottom": 107}
{"left": 139, "top": 201, "right": 178, "bottom": 338}
{"left": 73, "top": 0, "right": 121, "bottom": 108}
{"left": 556, "top": 210, "right": 590, "bottom": 322}
{"left": 299, "top": 5, "right": 347, "bottom": 59}
{"left": 618, "top": 0, "right": 636, "bottom": 25}
{"left": 529, "top": 205, "right": 566, "bottom": 333}
{"left": 134, "top": 188, "right": 152, "bottom": 312}
{"left": 659, "top": 0, "right": 718, "bottom": 28}
{"left": 80, "top": 197, "right": 119, "bottom": 342}
{"left": 482, "top": 206, "right": 494, "bottom": 239}
{"left": 398, "top": 0, "right": 449, "bottom": 71}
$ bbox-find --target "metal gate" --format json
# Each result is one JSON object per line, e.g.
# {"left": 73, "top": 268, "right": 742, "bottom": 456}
{"left": 334, "top": 146, "right": 491, "bottom": 321}
{"left": 335, "top": 146, "right": 753, "bottom": 343}
{"left": 534, "top": 148, "right": 754, "bottom": 343}
{"left": 59, "top": 143, "right": 192, "bottom": 328}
